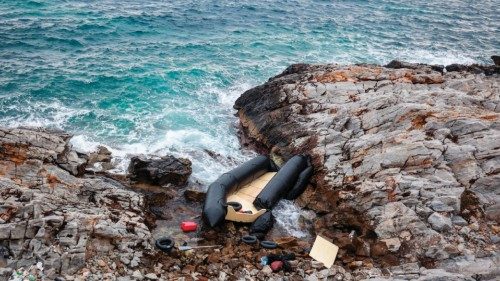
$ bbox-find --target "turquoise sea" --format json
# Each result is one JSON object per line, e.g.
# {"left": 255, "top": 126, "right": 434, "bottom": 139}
{"left": 1, "top": 0, "right": 499, "bottom": 183}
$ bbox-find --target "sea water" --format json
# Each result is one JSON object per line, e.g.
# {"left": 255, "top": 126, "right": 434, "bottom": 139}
{"left": 1, "top": 0, "right": 498, "bottom": 234}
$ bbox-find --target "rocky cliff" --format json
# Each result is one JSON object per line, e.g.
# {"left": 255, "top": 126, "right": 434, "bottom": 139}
{"left": 0, "top": 127, "right": 155, "bottom": 280}
{"left": 235, "top": 60, "right": 499, "bottom": 279}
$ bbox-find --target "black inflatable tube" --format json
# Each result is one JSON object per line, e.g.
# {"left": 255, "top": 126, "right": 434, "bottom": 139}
{"left": 249, "top": 210, "right": 274, "bottom": 239}
{"left": 203, "top": 155, "right": 272, "bottom": 227}
{"left": 285, "top": 165, "right": 313, "bottom": 200}
{"left": 253, "top": 155, "right": 308, "bottom": 209}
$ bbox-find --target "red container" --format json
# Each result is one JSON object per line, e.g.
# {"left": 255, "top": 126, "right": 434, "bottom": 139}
{"left": 270, "top": 260, "right": 283, "bottom": 272}
{"left": 180, "top": 221, "right": 198, "bottom": 232}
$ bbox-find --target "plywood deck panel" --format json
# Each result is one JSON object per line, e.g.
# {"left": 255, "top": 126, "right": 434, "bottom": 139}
{"left": 225, "top": 172, "right": 276, "bottom": 222}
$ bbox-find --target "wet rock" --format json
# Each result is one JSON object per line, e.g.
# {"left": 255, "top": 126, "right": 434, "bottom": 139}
{"left": 85, "top": 146, "right": 114, "bottom": 172}
{"left": 445, "top": 63, "right": 499, "bottom": 75}
{"left": 386, "top": 60, "right": 444, "bottom": 72}
{"left": 492, "top": 55, "right": 500, "bottom": 66}
{"left": 128, "top": 155, "right": 192, "bottom": 186}
{"left": 88, "top": 146, "right": 112, "bottom": 164}
{"left": 184, "top": 188, "right": 206, "bottom": 202}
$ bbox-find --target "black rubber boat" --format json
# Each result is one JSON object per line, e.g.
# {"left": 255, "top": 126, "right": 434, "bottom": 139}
{"left": 202, "top": 155, "right": 313, "bottom": 227}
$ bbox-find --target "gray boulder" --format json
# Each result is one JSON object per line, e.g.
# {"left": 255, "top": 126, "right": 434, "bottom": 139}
{"left": 428, "top": 212, "right": 452, "bottom": 232}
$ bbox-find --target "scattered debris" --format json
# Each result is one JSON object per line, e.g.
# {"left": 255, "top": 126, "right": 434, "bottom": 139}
{"left": 155, "top": 237, "right": 175, "bottom": 253}
{"left": 177, "top": 244, "right": 221, "bottom": 251}
{"left": 309, "top": 235, "right": 339, "bottom": 268}
{"left": 270, "top": 260, "right": 283, "bottom": 272}
{"left": 242, "top": 235, "right": 258, "bottom": 244}
{"left": 180, "top": 221, "right": 198, "bottom": 232}
{"left": 260, "top": 240, "right": 278, "bottom": 249}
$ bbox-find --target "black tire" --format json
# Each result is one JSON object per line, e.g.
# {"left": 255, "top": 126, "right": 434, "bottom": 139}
{"left": 242, "top": 235, "right": 258, "bottom": 244}
{"left": 260, "top": 240, "right": 278, "bottom": 249}
{"left": 226, "top": 201, "right": 242, "bottom": 211}
{"left": 155, "top": 237, "right": 175, "bottom": 253}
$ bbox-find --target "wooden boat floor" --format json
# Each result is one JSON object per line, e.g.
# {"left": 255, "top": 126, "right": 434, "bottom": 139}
{"left": 225, "top": 172, "right": 276, "bottom": 221}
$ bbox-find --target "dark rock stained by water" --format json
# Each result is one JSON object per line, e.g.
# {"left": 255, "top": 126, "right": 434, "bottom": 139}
{"left": 128, "top": 155, "right": 192, "bottom": 186}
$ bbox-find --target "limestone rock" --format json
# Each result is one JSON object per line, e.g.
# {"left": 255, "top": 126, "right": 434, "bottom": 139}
{"left": 235, "top": 62, "right": 499, "bottom": 279}
{"left": 428, "top": 213, "right": 453, "bottom": 232}
{"left": 0, "top": 127, "right": 153, "bottom": 279}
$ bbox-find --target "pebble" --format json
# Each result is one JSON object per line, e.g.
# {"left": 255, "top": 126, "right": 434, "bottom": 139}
{"left": 382, "top": 238, "right": 401, "bottom": 252}
{"left": 120, "top": 256, "right": 131, "bottom": 265}
{"left": 132, "top": 270, "right": 144, "bottom": 280}
{"left": 144, "top": 273, "right": 158, "bottom": 280}
{"left": 491, "top": 235, "right": 500, "bottom": 244}
{"left": 130, "top": 256, "right": 140, "bottom": 268}
{"left": 460, "top": 227, "right": 471, "bottom": 235}
{"left": 261, "top": 265, "right": 273, "bottom": 276}
{"left": 451, "top": 216, "right": 468, "bottom": 226}
{"left": 305, "top": 274, "right": 319, "bottom": 281}
{"left": 469, "top": 222, "right": 480, "bottom": 231}
{"left": 318, "top": 268, "right": 330, "bottom": 278}
{"left": 311, "top": 261, "right": 324, "bottom": 269}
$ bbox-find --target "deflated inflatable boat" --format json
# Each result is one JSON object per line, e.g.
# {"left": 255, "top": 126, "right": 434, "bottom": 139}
{"left": 202, "top": 155, "right": 313, "bottom": 227}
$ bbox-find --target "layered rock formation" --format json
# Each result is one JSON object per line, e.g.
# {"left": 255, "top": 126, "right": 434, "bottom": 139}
{"left": 0, "top": 127, "right": 154, "bottom": 280}
{"left": 235, "top": 61, "right": 499, "bottom": 279}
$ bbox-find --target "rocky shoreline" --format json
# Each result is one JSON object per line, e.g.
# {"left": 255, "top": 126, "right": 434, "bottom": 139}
{"left": 235, "top": 59, "right": 499, "bottom": 279}
{"left": 0, "top": 58, "right": 499, "bottom": 280}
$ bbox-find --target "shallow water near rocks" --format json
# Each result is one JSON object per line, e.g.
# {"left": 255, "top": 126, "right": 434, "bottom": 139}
{"left": 1, "top": 0, "right": 499, "bottom": 239}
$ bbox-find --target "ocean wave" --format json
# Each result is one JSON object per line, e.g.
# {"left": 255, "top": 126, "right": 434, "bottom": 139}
{"left": 1, "top": 0, "right": 498, "bottom": 185}
{"left": 1, "top": 100, "right": 90, "bottom": 130}
{"left": 70, "top": 127, "right": 254, "bottom": 185}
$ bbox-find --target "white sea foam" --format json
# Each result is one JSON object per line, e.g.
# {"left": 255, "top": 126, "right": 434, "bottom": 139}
{"left": 69, "top": 127, "right": 255, "bottom": 185}
{"left": 69, "top": 135, "right": 101, "bottom": 153}
{"left": 392, "top": 49, "right": 477, "bottom": 66}
{"left": 272, "top": 200, "right": 313, "bottom": 238}
{"left": 207, "top": 81, "right": 254, "bottom": 107}
{"left": 3, "top": 100, "right": 90, "bottom": 129}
